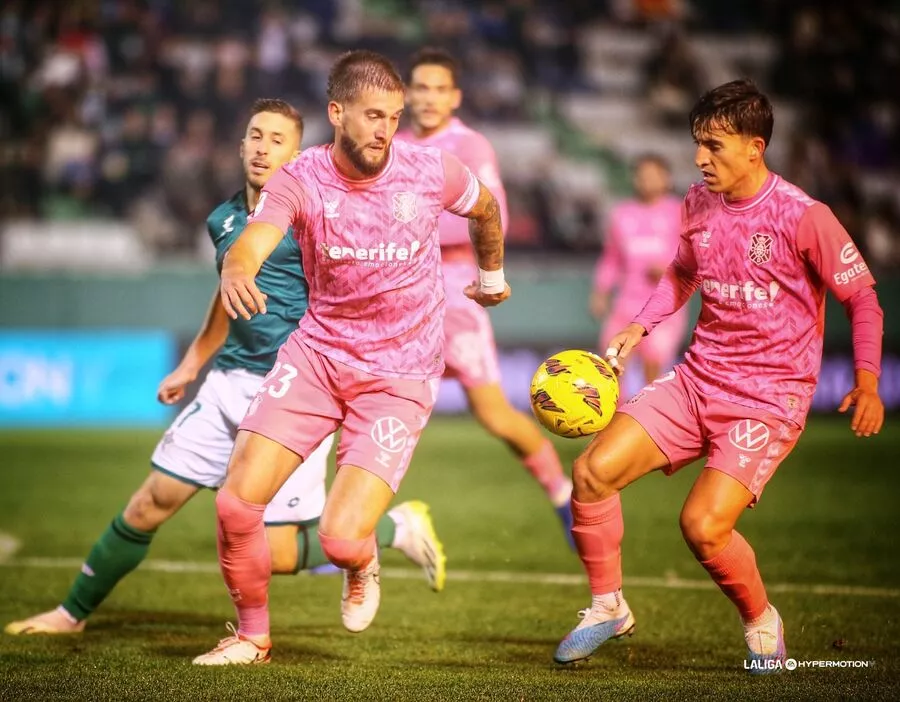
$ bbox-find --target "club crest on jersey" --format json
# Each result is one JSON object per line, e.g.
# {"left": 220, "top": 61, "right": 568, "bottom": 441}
{"left": 748, "top": 233, "right": 773, "bottom": 265}
{"left": 324, "top": 199, "right": 340, "bottom": 219}
{"left": 392, "top": 192, "right": 417, "bottom": 224}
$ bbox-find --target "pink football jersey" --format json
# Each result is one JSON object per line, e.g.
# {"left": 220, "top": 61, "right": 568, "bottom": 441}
{"left": 634, "top": 173, "right": 876, "bottom": 425}
{"left": 594, "top": 195, "right": 685, "bottom": 321}
{"left": 248, "top": 141, "right": 479, "bottom": 380}
{"left": 396, "top": 118, "right": 508, "bottom": 308}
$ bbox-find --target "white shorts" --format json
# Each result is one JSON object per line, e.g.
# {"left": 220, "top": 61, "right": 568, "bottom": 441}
{"left": 151, "top": 368, "right": 333, "bottom": 524}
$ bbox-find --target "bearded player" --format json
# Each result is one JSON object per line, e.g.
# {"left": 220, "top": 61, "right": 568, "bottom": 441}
{"left": 192, "top": 51, "right": 508, "bottom": 665}
{"left": 5, "top": 99, "right": 442, "bottom": 637}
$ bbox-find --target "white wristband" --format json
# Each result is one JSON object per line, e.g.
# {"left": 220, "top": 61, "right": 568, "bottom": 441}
{"left": 478, "top": 267, "right": 505, "bottom": 294}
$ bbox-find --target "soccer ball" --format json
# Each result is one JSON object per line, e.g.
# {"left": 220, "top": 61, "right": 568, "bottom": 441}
{"left": 529, "top": 349, "right": 619, "bottom": 438}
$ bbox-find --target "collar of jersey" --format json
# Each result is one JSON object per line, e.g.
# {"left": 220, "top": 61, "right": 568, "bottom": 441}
{"left": 719, "top": 172, "right": 779, "bottom": 213}
{"left": 326, "top": 143, "right": 395, "bottom": 185}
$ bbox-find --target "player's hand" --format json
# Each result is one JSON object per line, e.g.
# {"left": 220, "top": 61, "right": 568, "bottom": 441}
{"left": 605, "top": 322, "right": 646, "bottom": 376}
{"left": 221, "top": 268, "right": 267, "bottom": 320}
{"left": 464, "top": 282, "right": 511, "bottom": 308}
{"left": 838, "top": 370, "right": 884, "bottom": 437}
{"left": 157, "top": 366, "right": 197, "bottom": 405}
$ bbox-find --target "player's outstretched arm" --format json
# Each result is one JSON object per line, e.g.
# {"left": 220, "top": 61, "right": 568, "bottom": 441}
{"left": 796, "top": 204, "right": 884, "bottom": 437}
{"left": 837, "top": 287, "right": 885, "bottom": 437}
{"left": 463, "top": 180, "right": 510, "bottom": 308}
{"left": 220, "top": 222, "right": 285, "bottom": 320}
{"left": 157, "top": 289, "right": 231, "bottom": 404}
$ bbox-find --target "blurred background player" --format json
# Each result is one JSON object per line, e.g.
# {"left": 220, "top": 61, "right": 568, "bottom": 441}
{"left": 4, "top": 98, "right": 443, "bottom": 637}
{"left": 396, "top": 47, "right": 574, "bottom": 546}
{"left": 193, "top": 50, "right": 507, "bottom": 666}
{"left": 590, "top": 154, "right": 688, "bottom": 398}
{"left": 554, "top": 80, "right": 885, "bottom": 670}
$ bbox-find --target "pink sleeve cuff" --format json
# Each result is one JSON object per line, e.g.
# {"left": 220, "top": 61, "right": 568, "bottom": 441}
{"left": 842, "top": 286, "right": 883, "bottom": 378}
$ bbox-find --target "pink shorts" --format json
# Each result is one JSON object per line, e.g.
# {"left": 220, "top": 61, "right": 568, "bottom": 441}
{"left": 442, "top": 303, "right": 501, "bottom": 389}
{"left": 618, "top": 367, "right": 802, "bottom": 503}
{"left": 240, "top": 335, "right": 440, "bottom": 492}
{"left": 602, "top": 309, "right": 687, "bottom": 368}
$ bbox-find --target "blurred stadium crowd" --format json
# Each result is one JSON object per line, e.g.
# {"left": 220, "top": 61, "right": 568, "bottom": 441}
{"left": 1, "top": 0, "right": 898, "bottom": 270}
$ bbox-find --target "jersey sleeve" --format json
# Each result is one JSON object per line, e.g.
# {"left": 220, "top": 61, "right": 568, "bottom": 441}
{"left": 441, "top": 150, "right": 480, "bottom": 216}
{"left": 247, "top": 166, "right": 307, "bottom": 233}
{"left": 797, "top": 202, "right": 876, "bottom": 302}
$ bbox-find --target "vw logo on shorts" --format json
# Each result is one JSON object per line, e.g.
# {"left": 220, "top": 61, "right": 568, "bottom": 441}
{"left": 728, "top": 420, "right": 770, "bottom": 452}
{"left": 371, "top": 416, "right": 410, "bottom": 453}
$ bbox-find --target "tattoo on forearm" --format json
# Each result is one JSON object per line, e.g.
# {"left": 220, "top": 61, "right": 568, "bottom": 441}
{"left": 468, "top": 183, "right": 504, "bottom": 270}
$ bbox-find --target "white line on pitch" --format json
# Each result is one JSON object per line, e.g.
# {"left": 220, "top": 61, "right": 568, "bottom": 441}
{"left": 1, "top": 556, "right": 898, "bottom": 599}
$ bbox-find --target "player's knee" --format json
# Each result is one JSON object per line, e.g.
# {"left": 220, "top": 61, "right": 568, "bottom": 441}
{"left": 216, "top": 489, "right": 264, "bottom": 536}
{"left": 572, "top": 450, "right": 619, "bottom": 501}
{"left": 679, "top": 505, "right": 731, "bottom": 560}
{"left": 123, "top": 484, "right": 176, "bottom": 531}
{"left": 318, "top": 532, "right": 375, "bottom": 570}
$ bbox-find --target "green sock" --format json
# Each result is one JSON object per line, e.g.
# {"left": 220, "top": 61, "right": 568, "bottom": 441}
{"left": 375, "top": 514, "right": 396, "bottom": 550}
{"left": 61, "top": 512, "right": 155, "bottom": 621}
{"left": 294, "top": 514, "right": 397, "bottom": 572}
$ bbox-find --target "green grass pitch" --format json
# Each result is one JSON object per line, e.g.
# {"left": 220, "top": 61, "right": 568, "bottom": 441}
{"left": 0, "top": 416, "right": 898, "bottom": 700}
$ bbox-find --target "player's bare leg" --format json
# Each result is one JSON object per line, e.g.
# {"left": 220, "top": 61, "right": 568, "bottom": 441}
{"left": 681, "top": 469, "right": 786, "bottom": 673}
{"left": 466, "top": 382, "right": 575, "bottom": 546}
{"left": 193, "top": 430, "right": 301, "bottom": 666}
{"left": 5, "top": 472, "right": 198, "bottom": 635}
{"left": 555, "top": 413, "right": 669, "bottom": 663}
{"left": 267, "top": 525, "right": 340, "bottom": 575}
{"left": 318, "top": 466, "right": 395, "bottom": 633}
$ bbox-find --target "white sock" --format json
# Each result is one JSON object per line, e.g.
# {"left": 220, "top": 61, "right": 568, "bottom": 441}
{"left": 744, "top": 604, "right": 775, "bottom": 629}
{"left": 55, "top": 605, "right": 80, "bottom": 625}
{"left": 550, "top": 478, "right": 573, "bottom": 508}
{"left": 591, "top": 590, "right": 623, "bottom": 612}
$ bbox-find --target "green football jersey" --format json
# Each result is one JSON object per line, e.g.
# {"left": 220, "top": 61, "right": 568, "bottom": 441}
{"left": 206, "top": 190, "right": 308, "bottom": 375}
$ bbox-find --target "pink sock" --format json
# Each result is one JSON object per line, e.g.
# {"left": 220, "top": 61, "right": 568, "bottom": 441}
{"left": 319, "top": 532, "right": 376, "bottom": 570}
{"left": 571, "top": 494, "right": 624, "bottom": 594}
{"left": 216, "top": 489, "right": 271, "bottom": 638}
{"left": 700, "top": 530, "right": 769, "bottom": 622}
{"left": 522, "top": 439, "right": 569, "bottom": 502}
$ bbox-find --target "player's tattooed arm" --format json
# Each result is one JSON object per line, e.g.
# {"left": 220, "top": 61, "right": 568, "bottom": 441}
{"left": 463, "top": 181, "right": 509, "bottom": 307}
{"left": 466, "top": 181, "right": 504, "bottom": 271}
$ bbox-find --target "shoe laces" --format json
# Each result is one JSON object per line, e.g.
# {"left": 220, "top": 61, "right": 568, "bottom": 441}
{"left": 346, "top": 561, "right": 375, "bottom": 605}
{"left": 212, "top": 622, "right": 241, "bottom": 651}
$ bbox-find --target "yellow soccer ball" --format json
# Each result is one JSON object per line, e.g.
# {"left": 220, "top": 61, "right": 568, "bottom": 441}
{"left": 530, "top": 349, "right": 619, "bottom": 438}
